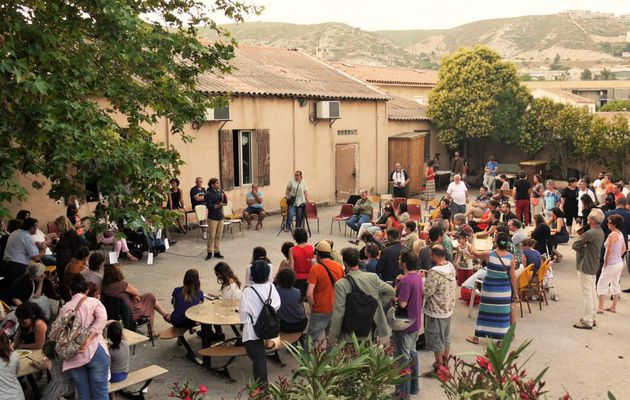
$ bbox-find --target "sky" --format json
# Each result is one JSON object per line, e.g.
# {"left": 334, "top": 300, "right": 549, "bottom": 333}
{"left": 207, "top": 0, "right": 630, "bottom": 31}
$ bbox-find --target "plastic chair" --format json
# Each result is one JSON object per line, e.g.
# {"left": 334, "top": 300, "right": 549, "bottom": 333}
{"left": 392, "top": 197, "right": 406, "bottom": 213}
{"left": 47, "top": 222, "right": 60, "bottom": 236}
{"left": 517, "top": 264, "right": 534, "bottom": 318}
{"left": 223, "top": 202, "right": 242, "bottom": 238}
{"left": 408, "top": 204, "right": 422, "bottom": 222}
{"left": 529, "top": 260, "right": 552, "bottom": 310}
{"left": 407, "top": 198, "right": 421, "bottom": 206}
{"left": 277, "top": 198, "right": 289, "bottom": 236}
{"left": 305, "top": 202, "right": 320, "bottom": 234}
{"left": 330, "top": 204, "right": 354, "bottom": 235}
{"left": 194, "top": 205, "right": 208, "bottom": 241}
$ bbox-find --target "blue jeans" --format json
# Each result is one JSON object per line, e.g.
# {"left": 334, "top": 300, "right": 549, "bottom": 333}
{"left": 392, "top": 331, "right": 419, "bottom": 398}
{"left": 287, "top": 205, "right": 305, "bottom": 230}
{"left": 68, "top": 344, "right": 110, "bottom": 400}
{"left": 346, "top": 214, "right": 370, "bottom": 233}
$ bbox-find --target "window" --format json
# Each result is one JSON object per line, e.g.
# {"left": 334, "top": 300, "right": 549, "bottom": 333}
{"left": 220, "top": 129, "right": 270, "bottom": 190}
{"left": 413, "top": 96, "right": 425, "bottom": 104}
{"left": 232, "top": 130, "right": 252, "bottom": 187}
{"left": 337, "top": 129, "right": 357, "bottom": 136}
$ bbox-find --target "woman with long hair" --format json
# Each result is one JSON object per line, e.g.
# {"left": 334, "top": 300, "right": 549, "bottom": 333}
{"left": 102, "top": 264, "right": 170, "bottom": 335}
{"left": 14, "top": 301, "right": 48, "bottom": 350}
{"left": 466, "top": 233, "right": 518, "bottom": 344}
{"left": 579, "top": 194, "right": 596, "bottom": 228}
{"left": 0, "top": 330, "right": 24, "bottom": 399}
{"left": 548, "top": 207, "right": 570, "bottom": 261}
{"left": 531, "top": 214, "right": 551, "bottom": 257}
{"left": 530, "top": 174, "right": 544, "bottom": 219}
{"left": 597, "top": 214, "right": 627, "bottom": 313}
{"left": 170, "top": 269, "right": 204, "bottom": 328}
{"left": 214, "top": 262, "right": 242, "bottom": 300}
{"left": 54, "top": 215, "right": 89, "bottom": 279}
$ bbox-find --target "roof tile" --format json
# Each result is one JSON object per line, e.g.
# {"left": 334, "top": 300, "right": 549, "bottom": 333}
{"left": 332, "top": 63, "right": 438, "bottom": 87}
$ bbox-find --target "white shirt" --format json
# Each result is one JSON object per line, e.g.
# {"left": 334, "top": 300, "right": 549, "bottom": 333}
{"left": 577, "top": 189, "right": 596, "bottom": 216}
{"left": 32, "top": 229, "right": 52, "bottom": 256}
{"left": 220, "top": 281, "right": 243, "bottom": 301}
{"left": 593, "top": 179, "right": 602, "bottom": 189}
{"left": 446, "top": 181, "right": 468, "bottom": 205}
{"left": 623, "top": 187, "right": 630, "bottom": 197}
{"left": 239, "top": 282, "right": 281, "bottom": 342}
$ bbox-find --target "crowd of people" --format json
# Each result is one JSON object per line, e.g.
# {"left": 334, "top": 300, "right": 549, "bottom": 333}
{"left": 1, "top": 162, "right": 630, "bottom": 399}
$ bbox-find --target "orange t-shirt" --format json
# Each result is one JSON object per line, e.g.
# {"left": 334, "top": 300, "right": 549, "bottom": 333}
{"left": 65, "top": 260, "right": 86, "bottom": 275}
{"left": 307, "top": 259, "right": 345, "bottom": 314}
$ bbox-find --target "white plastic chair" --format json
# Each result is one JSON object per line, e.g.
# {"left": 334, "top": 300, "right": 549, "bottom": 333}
{"left": 194, "top": 205, "right": 208, "bottom": 241}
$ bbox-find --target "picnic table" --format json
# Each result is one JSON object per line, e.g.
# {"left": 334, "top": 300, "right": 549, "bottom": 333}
{"left": 185, "top": 299, "right": 242, "bottom": 376}
{"left": 473, "top": 236, "right": 493, "bottom": 252}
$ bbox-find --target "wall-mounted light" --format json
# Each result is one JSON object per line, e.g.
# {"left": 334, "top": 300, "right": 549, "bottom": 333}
{"left": 298, "top": 98, "right": 308, "bottom": 107}
{"left": 191, "top": 121, "right": 202, "bottom": 130}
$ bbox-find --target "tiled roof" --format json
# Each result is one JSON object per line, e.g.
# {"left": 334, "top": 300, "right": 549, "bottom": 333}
{"left": 387, "top": 96, "right": 430, "bottom": 121}
{"left": 532, "top": 88, "right": 596, "bottom": 104}
{"left": 332, "top": 63, "right": 438, "bottom": 87}
{"left": 196, "top": 46, "right": 390, "bottom": 100}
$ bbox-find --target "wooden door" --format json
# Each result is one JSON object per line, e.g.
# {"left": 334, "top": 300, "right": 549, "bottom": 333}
{"left": 335, "top": 144, "right": 358, "bottom": 201}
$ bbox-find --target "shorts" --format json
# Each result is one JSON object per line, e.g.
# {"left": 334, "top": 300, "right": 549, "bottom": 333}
{"left": 244, "top": 207, "right": 264, "bottom": 215}
{"left": 424, "top": 315, "right": 451, "bottom": 352}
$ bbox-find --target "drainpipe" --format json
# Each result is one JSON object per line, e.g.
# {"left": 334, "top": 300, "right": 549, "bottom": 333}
{"left": 292, "top": 99, "right": 297, "bottom": 172}
{"left": 375, "top": 101, "right": 379, "bottom": 193}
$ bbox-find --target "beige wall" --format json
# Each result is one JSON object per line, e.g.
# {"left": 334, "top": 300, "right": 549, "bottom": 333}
{"left": 375, "top": 84, "right": 433, "bottom": 104}
{"left": 7, "top": 96, "right": 428, "bottom": 225}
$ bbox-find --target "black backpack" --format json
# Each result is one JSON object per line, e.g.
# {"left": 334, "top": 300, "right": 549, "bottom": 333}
{"left": 249, "top": 285, "right": 280, "bottom": 340}
{"left": 341, "top": 275, "right": 379, "bottom": 337}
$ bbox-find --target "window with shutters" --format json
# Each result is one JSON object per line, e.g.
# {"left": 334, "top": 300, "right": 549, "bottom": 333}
{"left": 220, "top": 129, "right": 270, "bottom": 190}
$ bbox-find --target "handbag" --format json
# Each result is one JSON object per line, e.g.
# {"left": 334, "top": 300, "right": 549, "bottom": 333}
{"left": 531, "top": 197, "right": 540, "bottom": 206}
{"left": 49, "top": 296, "right": 93, "bottom": 360}
{"left": 287, "top": 181, "right": 301, "bottom": 206}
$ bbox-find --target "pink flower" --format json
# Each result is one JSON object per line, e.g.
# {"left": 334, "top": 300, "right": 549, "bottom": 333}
{"left": 184, "top": 397, "right": 190, "bottom": 400}
{"left": 437, "top": 365, "right": 451, "bottom": 383}
{"left": 199, "top": 385, "right": 208, "bottom": 394}
{"left": 476, "top": 356, "right": 489, "bottom": 369}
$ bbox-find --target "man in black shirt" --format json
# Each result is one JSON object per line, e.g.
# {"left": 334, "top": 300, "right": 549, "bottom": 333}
{"left": 389, "top": 163, "right": 410, "bottom": 198}
{"left": 204, "top": 178, "right": 227, "bottom": 260}
{"left": 190, "top": 177, "right": 207, "bottom": 208}
{"left": 512, "top": 171, "right": 531, "bottom": 225}
{"left": 376, "top": 228, "right": 403, "bottom": 282}
{"left": 499, "top": 202, "right": 518, "bottom": 224}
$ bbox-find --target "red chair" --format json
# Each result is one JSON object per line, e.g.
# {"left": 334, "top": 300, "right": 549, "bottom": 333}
{"left": 408, "top": 204, "right": 422, "bottom": 222}
{"left": 392, "top": 197, "right": 406, "bottom": 213}
{"left": 47, "top": 222, "right": 60, "bottom": 236}
{"left": 330, "top": 204, "right": 354, "bottom": 235}
{"left": 305, "top": 202, "right": 320, "bottom": 234}
{"left": 396, "top": 223, "right": 405, "bottom": 236}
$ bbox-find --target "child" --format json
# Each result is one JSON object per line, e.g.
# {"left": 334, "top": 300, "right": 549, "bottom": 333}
{"left": 0, "top": 330, "right": 24, "bottom": 400}
{"left": 454, "top": 232, "right": 474, "bottom": 286}
{"left": 275, "top": 268, "right": 308, "bottom": 334}
{"left": 107, "top": 321, "right": 129, "bottom": 383}
{"left": 278, "top": 241, "right": 295, "bottom": 273}
{"left": 31, "top": 341, "right": 74, "bottom": 400}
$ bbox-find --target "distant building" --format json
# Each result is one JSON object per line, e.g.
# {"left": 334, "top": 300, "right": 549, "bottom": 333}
{"left": 531, "top": 88, "right": 597, "bottom": 113}
{"left": 525, "top": 80, "right": 630, "bottom": 107}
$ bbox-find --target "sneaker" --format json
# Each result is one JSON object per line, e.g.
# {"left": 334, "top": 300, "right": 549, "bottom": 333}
{"left": 572, "top": 321, "right": 592, "bottom": 330}
{"left": 214, "top": 252, "right": 225, "bottom": 259}
{"left": 205, "top": 252, "right": 213, "bottom": 260}
{"left": 623, "top": 288, "right": 630, "bottom": 293}
{"left": 202, "top": 233, "right": 208, "bottom": 239}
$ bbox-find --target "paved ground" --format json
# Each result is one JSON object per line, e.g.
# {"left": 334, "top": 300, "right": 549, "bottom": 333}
{"left": 77, "top": 203, "right": 630, "bottom": 399}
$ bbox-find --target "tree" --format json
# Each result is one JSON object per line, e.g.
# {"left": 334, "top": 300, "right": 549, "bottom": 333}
{"left": 520, "top": 73, "right": 533, "bottom": 82}
{"left": 0, "top": 0, "right": 260, "bottom": 227}
{"left": 594, "top": 114, "right": 630, "bottom": 179}
{"left": 428, "top": 46, "right": 530, "bottom": 159}
{"left": 580, "top": 69, "right": 593, "bottom": 81}
{"left": 595, "top": 68, "right": 617, "bottom": 80}
{"left": 549, "top": 53, "right": 567, "bottom": 71}
{"left": 550, "top": 106, "right": 593, "bottom": 178}
{"left": 599, "top": 99, "right": 630, "bottom": 112}
{"left": 518, "top": 98, "right": 564, "bottom": 159}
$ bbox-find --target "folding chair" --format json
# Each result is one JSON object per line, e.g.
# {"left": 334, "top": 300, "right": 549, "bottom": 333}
{"left": 517, "top": 264, "right": 534, "bottom": 318}
{"left": 408, "top": 204, "right": 422, "bottom": 222}
{"left": 276, "top": 198, "right": 289, "bottom": 237}
{"left": 194, "top": 205, "right": 208, "bottom": 242}
{"left": 529, "top": 260, "right": 552, "bottom": 310}
{"left": 330, "top": 204, "right": 353, "bottom": 235}
{"left": 392, "top": 197, "right": 406, "bottom": 213}
{"left": 305, "top": 202, "right": 320, "bottom": 234}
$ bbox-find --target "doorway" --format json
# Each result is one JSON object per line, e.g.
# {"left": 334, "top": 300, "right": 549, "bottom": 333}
{"left": 335, "top": 144, "right": 358, "bottom": 201}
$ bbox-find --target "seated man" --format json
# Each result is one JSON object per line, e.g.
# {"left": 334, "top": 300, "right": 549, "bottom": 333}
{"left": 243, "top": 183, "right": 266, "bottom": 230}
{"left": 499, "top": 202, "right": 518, "bottom": 224}
{"left": 346, "top": 189, "right": 373, "bottom": 234}
{"left": 491, "top": 174, "right": 510, "bottom": 202}
{"left": 475, "top": 210, "right": 500, "bottom": 239}
{"left": 465, "top": 186, "right": 491, "bottom": 220}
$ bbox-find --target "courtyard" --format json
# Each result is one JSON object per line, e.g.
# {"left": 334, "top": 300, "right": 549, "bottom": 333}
{"left": 106, "top": 202, "right": 630, "bottom": 400}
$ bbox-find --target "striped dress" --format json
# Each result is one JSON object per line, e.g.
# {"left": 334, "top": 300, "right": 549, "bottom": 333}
{"left": 474, "top": 251, "right": 513, "bottom": 340}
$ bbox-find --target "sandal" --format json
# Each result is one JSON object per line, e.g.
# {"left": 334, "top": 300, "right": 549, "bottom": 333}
{"left": 605, "top": 307, "right": 616, "bottom": 313}
{"left": 466, "top": 336, "right": 479, "bottom": 345}
{"left": 163, "top": 313, "right": 171, "bottom": 323}
{"left": 596, "top": 310, "right": 604, "bottom": 314}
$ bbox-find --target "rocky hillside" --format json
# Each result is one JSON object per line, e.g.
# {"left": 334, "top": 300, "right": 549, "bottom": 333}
{"left": 199, "top": 11, "right": 630, "bottom": 69}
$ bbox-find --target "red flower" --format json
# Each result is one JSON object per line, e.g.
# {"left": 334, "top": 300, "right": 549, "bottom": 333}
{"left": 184, "top": 397, "right": 190, "bottom": 400}
{"left": 168, "top": 393, "right": 174, "bottom": 398}
{"left": 437, "top": 365, "right": 451, "bottom": 382}
{"left": 184, "top": 388, "right": 190, "bottom": 395}
{"left": 199, "top": 385, "right": 208, "bottom": 394}
{"left": 476, "top": 356, "right": 489, "bottom": 369}
{"left": 561, "top": 393, "right": 571, "bottom": 400}
{"left": 510, "top": 374, "right": 520, "bottom": 383}
{"left": 400, "top": 368, "right": 412, "bottom": 376}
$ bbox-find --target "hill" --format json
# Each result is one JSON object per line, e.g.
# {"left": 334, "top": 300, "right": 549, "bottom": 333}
{"left": 199, "top": 12, "right": 630, "bottom": 69}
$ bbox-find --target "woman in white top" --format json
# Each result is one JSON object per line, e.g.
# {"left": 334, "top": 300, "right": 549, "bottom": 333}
{"left": 244, "top": 247, "right": 274, "bottom": 287}
{"left": 597, "top": 214, "right": 627, "bottom": 313}
{"left": 213, "top": 262, "right": 243, "bottom": 300}
{"left": 239, "top": 260, "right": 280, "bottom": 384}
{"left": 285, "top": 170, "right": 309, "bottom": 231}
{"left": 0, "top": 330, "right": 24, "bottom": 400}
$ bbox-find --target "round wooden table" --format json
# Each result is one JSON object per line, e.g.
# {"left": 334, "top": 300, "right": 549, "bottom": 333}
{"left": 185, "top": 299, "right": 241, "bottom": 326}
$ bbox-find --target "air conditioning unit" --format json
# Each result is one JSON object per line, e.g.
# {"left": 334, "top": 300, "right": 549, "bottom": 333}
{"left": 316, "top": 101, "right": 341, "bottom": 119}
{"left": 204, "top": 105, "right": 231, "bottom": 121}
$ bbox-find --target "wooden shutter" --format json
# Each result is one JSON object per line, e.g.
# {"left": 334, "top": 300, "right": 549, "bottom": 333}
{"left": 219, "top": 130, "right": 234, "bottom": 190}
{"left": 254, "top": 129, "right": 270, "bottom": 186}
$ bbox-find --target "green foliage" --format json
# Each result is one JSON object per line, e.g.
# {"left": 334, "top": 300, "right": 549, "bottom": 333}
{"left": 599, "top": 99, "right": 630, "bottom": 112}
{"left": 519, "top": 98, "right": 564, "bottom": 159}
{"left": 580, "top": 69, "right": 593, "bottom": 81}
{"left": 439, "top": 325, "right": 549, "bottom": 399}
{"left": 549, "top": 53, "right": 568, "bottom": 71}
{"left": 0, "top": 0, "right": 260, "bottom": 225}
{"left": 247, "top": 336, "right": 407, "bottom": 400}
{"left": 551, "top": 106, "right": 593, "bottom": 178}
{"left": 595, "top": 68, "right": 617, "bottom": 80}
{"left": 520, "top": 73, "right": 533, "bottom": 82}
{"left": 428, "top": 46, "right": 530, "bottom": 150}
{"left": 592, "top": 114, "right": 630, "bottom": 177}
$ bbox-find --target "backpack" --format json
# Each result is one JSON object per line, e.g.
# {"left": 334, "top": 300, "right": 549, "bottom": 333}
{"left": 249, "top": 285, "right": 280, "bottom": 340}
{"left": 341, "top": 275, "right": 379, "bottom": 337}
{"left": 49, "top": 296, "right": 92, "bottom": 361}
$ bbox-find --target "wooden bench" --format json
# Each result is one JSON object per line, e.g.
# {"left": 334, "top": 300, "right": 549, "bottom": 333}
{"left": 160, "top": 326, "right": 197, "bottom": 361}
{"left": 197, "top": 332, "right": 302, "bottom": 381}
{"left": 108, "top": 365, "right": 168, "bottom": 400}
